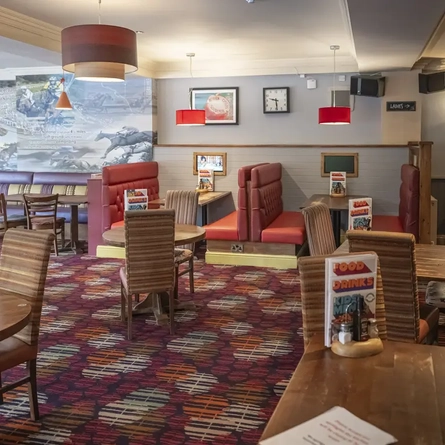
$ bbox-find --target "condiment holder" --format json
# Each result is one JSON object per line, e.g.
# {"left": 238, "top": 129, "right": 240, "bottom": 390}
{"left": 331, "top": 338, "right": 383, "bottom": 358}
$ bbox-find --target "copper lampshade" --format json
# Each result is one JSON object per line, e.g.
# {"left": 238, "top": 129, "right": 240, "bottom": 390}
{"left": 176, "top": 109, "right": 206, "bottom": 126}
{"left": 55, "top": 91, "right": 73, "bottom": 110}
{"left": 61, "top": 24, "right": 138, "bottom": 82}
{"left": 319, "top": 106, "right": 351, "bottom": 125}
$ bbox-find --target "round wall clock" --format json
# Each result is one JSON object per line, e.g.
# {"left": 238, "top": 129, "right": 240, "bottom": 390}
{"left": 263, "top": 87, "right": 290, "bottom": 113}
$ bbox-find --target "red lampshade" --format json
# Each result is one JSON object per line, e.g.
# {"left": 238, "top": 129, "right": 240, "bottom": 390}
{"left": 318, "top": 106, "right": 351, "bottom": 125}
{"left": 61, "top": 24, "right": 138, "bottom": 82}
{"left": 176, "top": 109, "right": 206, "bottom": 126}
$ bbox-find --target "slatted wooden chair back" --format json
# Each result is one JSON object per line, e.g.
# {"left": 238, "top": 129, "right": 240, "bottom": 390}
{"left": 302, "top": 203, "right": 336, "bottom": 256}
{"left": 23, "top": 194, "right": 59, "bottom": 229}
{"left": 165, "top": 190, "right": 199, "bottom": 250}
{"left": 298, "top": 251, "right": 387, "bottom": 349}
{"left": 124, "top": 209, "right": 175, "bottom": 296}
{"left": 0, "top": 229, "right": 54, "bottom": 345}
{"left": 347, "top": 230, "right": 419, "bottom": 343}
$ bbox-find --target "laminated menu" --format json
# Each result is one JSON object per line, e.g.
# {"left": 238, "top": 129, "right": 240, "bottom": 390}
{"left": 325, "top": 253, "right": 377, "bottom": 347}
{"left": 260, "top": 406, "right": 397, "bottom": 445}
{"left": 197, "top": 168, "right": 214, "bottom": 192}
{"left": 349, "top": 197, "right": 373, "bottom": 231}
{"left": 329, "top": 171, "right": 346, "bottom": 196}
{"left": 124, "top": 188, "right": 148, "bottom": 211}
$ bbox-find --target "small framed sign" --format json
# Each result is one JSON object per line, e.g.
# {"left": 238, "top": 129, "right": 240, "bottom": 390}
{"left": 386, "top": 101, "right": 416, "bottom": 112}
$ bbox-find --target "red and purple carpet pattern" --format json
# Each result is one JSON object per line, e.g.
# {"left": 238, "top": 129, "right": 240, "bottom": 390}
{"left": 0, "top": 255, "right": 303, "bottom": 444}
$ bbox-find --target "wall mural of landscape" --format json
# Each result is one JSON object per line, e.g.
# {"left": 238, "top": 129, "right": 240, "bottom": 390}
{"left": 0, "top": 75, "right": 157, "bottom": 172}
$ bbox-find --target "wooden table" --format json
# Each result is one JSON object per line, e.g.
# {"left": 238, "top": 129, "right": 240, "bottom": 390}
{"left": 261, "top": 337, "right": 445, "bottom": 444}
{"left": 0, "top": 292, "right": 31, "bottom": 341}
{"left": 6, "top": 194, "right": 88, "bottom": 251}
{"left": 102, "top": 224, "right": 206, "bottom": 248}
{"left": 336, "top": 240, "right": 445, "bottom": 282}
{"left": 150, "top": 191, "right": 231, "bottom": 226}
{"left": 300, "top": 194, "right": 370, "bottom": 247}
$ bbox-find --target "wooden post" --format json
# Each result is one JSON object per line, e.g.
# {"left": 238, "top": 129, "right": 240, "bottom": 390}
{"left": 417, "top": 141, "right": 433, "bottom": 244}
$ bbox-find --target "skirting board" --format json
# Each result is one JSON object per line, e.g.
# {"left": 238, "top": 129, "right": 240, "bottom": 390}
{"left": 205, "top": 251, "right": 298, "bottom": 269}
{"left": 96, "top": 245, "right": 125, "bottom": 259}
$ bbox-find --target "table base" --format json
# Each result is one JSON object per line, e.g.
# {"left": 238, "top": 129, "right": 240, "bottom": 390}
{"left": 131, "top": 293, "right": 195, "bottom": 325}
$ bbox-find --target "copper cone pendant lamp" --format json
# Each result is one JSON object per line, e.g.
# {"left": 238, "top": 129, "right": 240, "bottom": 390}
{"left": 55, "top": 77, "right": 72, "bottom": 110}
{"left": 319, "top": 45, "right": 351, "bottom": 125}
{"left": 61, "top": 0, "right": 138, "bottom": 82}
{"left": 176, "top": 53, "right": 206, "bottom": 126}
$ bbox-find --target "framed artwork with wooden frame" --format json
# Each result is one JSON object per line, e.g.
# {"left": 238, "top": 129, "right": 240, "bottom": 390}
{"left": 193, "top": 152, "right": 227, "bottom": 176}
{"left": 321, "top": 153, "right": 358, "bottom": 178}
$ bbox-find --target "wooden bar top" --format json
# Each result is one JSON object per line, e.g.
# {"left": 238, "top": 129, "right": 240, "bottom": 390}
{"left": 261, "top": 337, "right": 445, "bottom": 444}
{"left": 300, "top": 193, "right": 370, "bottom": 211}
{"left": 336, "top": 240, "right": 445, "bottom": 281}
{"left": 150, "top": 191, "right": 231, "bottom": 207}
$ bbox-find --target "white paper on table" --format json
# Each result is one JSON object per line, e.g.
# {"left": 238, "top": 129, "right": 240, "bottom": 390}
{"left": 260, "top": 406, "right": 397, "bottom": 445}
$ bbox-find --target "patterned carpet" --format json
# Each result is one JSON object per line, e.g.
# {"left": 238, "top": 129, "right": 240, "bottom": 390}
{"left": 0, "top": 254, "right": 303, "bottom": 444}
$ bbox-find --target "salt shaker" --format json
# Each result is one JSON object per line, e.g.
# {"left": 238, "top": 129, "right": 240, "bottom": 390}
{"left": 368, "top": 318, "right": 379, "bottom": 339}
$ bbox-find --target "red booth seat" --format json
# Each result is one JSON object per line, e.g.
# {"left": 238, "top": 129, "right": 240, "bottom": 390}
{"left": 205, "top": 211, "right": 239, "bottom": 241}
{"left": 261, "top": 211, "right": 306, "bottom": 245}
{"left": 205, "top": 163, "right": 269, "bottom": 242}
{"left": 372, "top": 164, "right": 419, "bottom": 240}
{"left": 372, "top": 215, "right": 404, "bottom": 233}
{"left": 251, "top": 163, "right": 306, "bottom": 245}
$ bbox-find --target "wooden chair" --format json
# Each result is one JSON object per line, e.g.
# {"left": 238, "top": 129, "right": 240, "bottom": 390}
{"left": 120, "top": 209, "right": 176, "bottom": 339}
{"left": 0, "top": 193, "right": 27, "bottom": 235}
{"left": 0, "top": 229, "right": 54, "bottom": 420}
{"left": 347, "top": 230, "right": 439, "bottom": 344}
{"left": 298, "top": 252, "right": 387, "bottom": 349}
{"left": 23, "top": 194, "right": 65, "bottom": 256}
{"left": 302, "top": 203, "right": 336, "bottom": 256}
{"left": 164, "top": 190, "right": 199, "bottom": 298}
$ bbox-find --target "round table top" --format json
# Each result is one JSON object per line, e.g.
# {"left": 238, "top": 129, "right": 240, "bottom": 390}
{"left": 102, "top": 224, "right": 206, "bottom": 248}
{"left": 0, "top": 292, "right": 31, "bottom": 342}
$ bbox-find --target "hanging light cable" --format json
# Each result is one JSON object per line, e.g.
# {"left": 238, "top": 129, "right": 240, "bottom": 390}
{"left": 61, "top": 0, "right": 138, "bottom": 82}
{"left": 318, "top": 45, "right": 351, "bottom": 125}
{"left": 176, "top": 53, "right": 206, "bottom": 126}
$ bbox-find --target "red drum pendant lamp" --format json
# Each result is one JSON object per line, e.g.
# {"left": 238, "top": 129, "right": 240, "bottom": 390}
{"left": 61, "top": 0, "right": 138, "bottom": 82}
{"left": 319, "top": 45, "right": 351, "bottom": 125}
{"left": 176, "top": 53, "right": 206, "bottom": 126}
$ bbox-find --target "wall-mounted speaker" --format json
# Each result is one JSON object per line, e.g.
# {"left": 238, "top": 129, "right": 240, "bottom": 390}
{"left": 419, "top": 72, "right": 445, "bottom": 94}
{"left": 350, "top": 76, "right": 386, "bottom": 97}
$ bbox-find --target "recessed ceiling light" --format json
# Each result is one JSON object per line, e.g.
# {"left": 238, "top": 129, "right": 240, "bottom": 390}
{"left": 136, "top": 30, "right": 144, "bottom": 34}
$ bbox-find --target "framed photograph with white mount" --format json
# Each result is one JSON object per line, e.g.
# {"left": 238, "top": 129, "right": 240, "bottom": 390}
{"left": 191, "top": 87, "right": 239, "bottom": 125}
{"left": 263, "top": 87, "right": 290, "bottom": 114}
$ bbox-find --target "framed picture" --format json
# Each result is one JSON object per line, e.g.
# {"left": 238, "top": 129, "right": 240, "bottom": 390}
{"left": 191, "top": 87, "right": 239, "bottom": 125}
{"left": 321, "top": 153, "right": 358, "bottom": 178}
{"left": 193, "top": 152, "right": 227, "bottom": 176}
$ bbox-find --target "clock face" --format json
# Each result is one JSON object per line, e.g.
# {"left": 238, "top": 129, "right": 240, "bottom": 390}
{"left": 263, "top": 87, "right": 290, "bottom": 113}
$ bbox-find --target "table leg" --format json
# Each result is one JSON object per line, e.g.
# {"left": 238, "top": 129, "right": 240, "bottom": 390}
{"left": 332, "top": 210, "right": 341, "bottom": 247}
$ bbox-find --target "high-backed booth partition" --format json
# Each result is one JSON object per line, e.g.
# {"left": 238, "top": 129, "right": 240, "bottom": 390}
{"left": 87, "top": 162, "right": 159, "bottom": 255}
{"left": 206, "top": 162, "right": 306, "bottom": 268}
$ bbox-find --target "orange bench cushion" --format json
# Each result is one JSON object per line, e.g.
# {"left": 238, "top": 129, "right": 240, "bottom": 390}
{"left": 205, "top": 211, "right": 239, "bottom": 241}
{"left": 261, "top": 211, "right": 306, "bottom": 245}
{"left": 111, "top": 220, "right": 124, "bottom": 228}
{"left": 372, "top": 215, "right": 404, "bottom": 233}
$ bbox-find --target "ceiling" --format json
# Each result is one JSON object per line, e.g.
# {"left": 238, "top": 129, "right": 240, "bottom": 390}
{"left": 0, "top": 0, "right": 444, "bottom": 78}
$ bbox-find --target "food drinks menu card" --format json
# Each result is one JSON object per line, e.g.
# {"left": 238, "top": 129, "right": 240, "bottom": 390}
{"left": 260, "top": 406, "right": 397, "bottom": 445}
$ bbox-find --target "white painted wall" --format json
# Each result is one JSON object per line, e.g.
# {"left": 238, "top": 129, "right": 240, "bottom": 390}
{"left": 157, "top": 74, "right": 382, "bottom": 145}
{"left": 422, "top": 90, "right": 445, "bottom": 178}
